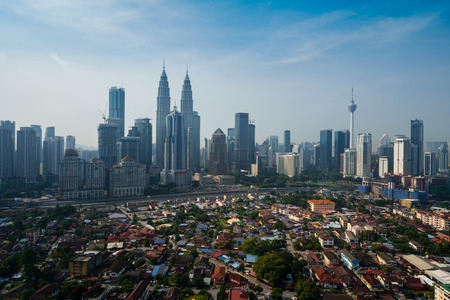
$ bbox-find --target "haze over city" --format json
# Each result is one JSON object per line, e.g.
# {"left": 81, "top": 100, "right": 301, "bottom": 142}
{"left": 1, "top": 0, "right": 450, "bottom": 146}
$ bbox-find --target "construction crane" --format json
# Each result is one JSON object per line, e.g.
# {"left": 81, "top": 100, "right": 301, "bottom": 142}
{"left": 370, "top": 147, "right": 381, "bottom": 178}
{"left": 97, "top": 101, "right": 108, "bottom": 123}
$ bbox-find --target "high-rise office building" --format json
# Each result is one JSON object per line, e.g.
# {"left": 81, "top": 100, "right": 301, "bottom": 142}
{"left": 164, "top": 107, "right": 185, "bottom": 171}
{"left": 234, "top": 113, "right": 249, "bottom": 172}
{"left": 393, "top": 135, "right": 412, "bottom": 175}
{"left": 209, "top": 128, "right": 228, "bottom": 175}
{"left": 43, "top": 136, "right": 64, "bottom": 176}
{"left": 156, "top": 64, "right": 171, "bottom": 169}
{"left": 411, "top": 119, "right": 424, "bottom": 175}
{"left": 134, "top": 118, "right": 152, "bottom": 171}
{"left": 356, "top": 133, "right": 372, "bottom": 178}
{"left": 284, "top": 130, "right": 292, "bottom": 153}
{"left": 17, "top": 127, "right": 39, "bottom": 182}
{"left": 1, "top": 121, "right": 15, "bottom": 148}
{"left": 348, "top": 88, "right": 357, "bottom": 148}
{"left": 108, "top": 87, "right": 125, "bottom": 141}
{"left": 320, "top": 129, "right": 332, "bottom": 172}
{"left": 0, "top": 126, "right": 14, "bottom": 178}
{"left": 45, "top": 126, "right": 55, "bottom": 139}
{"left": 119, "top": 136, "right": 140, "bottom": 162}
{"left": 334, "top": 130, "right": 349, "bottom": 170}
{"left": 160, "top": 107, "right": 191, "bottom": 187}
{"left": 180, "top": 70, "right": 201, "bottom": 172}
{"left": 98, "top": 123, "right": 118, "bottom": 169}
{"left": 269, "top": 136, "right": 279, "bottom": 153}
{"left": 30, "top": 125, "right": 42, "bottom": 164}
{"left": 227, "top": 129, "right": 235, "bottom": 172}
{"left": 379, "top": 134, "right": 394, "bottom": 174}
{"left": 249, "top": 123, "right": 256, "bottom": 165}
{"left": 343, "top": 148, "right": 357, "bottom": 176}
{"left": 438, "top": 142, "right": 448, "bottom": 173}
{"left": 66, "top": 135, "right": 76, "bottom": 151}
{"left": 424, "top": 152, "right": 437, "bottom": 176}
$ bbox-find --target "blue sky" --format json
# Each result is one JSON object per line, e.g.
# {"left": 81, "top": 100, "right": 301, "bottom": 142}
{"left": 1, "top": 0, "right": 449, "bottom": 147}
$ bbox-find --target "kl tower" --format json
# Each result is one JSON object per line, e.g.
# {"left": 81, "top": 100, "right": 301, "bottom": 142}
{"left": 348, "top": 87, "right": 357, "bottom": 148}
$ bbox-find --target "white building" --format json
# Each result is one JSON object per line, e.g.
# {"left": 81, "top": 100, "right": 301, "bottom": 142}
{"left": 357, "top": 133, "right": 372, "bottom": 178}
{"left": 343, "top": 148, "right": 357, "bottom": 176}
{"left": 379, "top": 157, "right": 389, "bottom": 177}
{"left": 394, "top": 135, "right": 412, "bottom": 175}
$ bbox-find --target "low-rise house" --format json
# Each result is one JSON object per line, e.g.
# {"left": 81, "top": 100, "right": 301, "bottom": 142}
{"left": 212, "top": 266, "right": 226, "bottom": 285}
{"left": 323, "top": 251, "right": 339, "bottom": 265}
{"left": 344, "top": 231, "right": 359, "bottom": 246}
{"left": 341, "top": 249, "right": 360, "bottom": 270}
{"left": 409, "top": 240, "right": 425, "bottom": 252}
{"left": 316, "top": 232, "right": 334, "bottom": 249}
{"left": 376, "top": 252, "right": 397, "bottom": 266}
{"left": 29, "top": 284, "right": 59, "bottom": 300}
{"left": 127, "top": 279, "right": 151, "bottom": 300}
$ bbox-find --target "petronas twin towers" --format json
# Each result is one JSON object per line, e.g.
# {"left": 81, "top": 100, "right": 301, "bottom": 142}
{"left": 156, "top": 64, "right": 201, "bottom": 186}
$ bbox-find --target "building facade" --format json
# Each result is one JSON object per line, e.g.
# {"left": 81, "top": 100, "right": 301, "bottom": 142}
{"left": 17, "top": 127, "right": 39, "bottom": 182}
{"left": 109, "top": 156, "right": 145, "bottom": 197}
{"left": 98, "top": 123, "right": 118, "bottom": 169}
{"left": 108, "top": 87, "right": 125, "bottom": 141}
{"left": 357, "top": 133, "right": 372, "bottom": 178}
{"left": 156, "top": 66, "right": 171, "bottom": 169}
{"left": 209, "top": 128, "right": 228, "bottom": 175}
{"left": 394, "top": 136, "right": 412, "bottom": 175}
{"left": 320, "top": 129, "right": 332, "bottom": 172}
{"left": 234, "top": 113, "right": 249, "bottom": 172}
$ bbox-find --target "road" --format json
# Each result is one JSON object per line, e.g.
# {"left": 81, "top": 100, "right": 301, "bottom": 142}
{"left": 19, "top": 186, "right": 320, "bottom": 209}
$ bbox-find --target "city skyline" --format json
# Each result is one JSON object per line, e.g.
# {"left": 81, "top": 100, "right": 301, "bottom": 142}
{"left": 1, "top": 1, "right": 450, "bottom": 146}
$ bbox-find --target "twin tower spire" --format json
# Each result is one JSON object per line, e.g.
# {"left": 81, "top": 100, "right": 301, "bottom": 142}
{"left": 155, "top": 62, "right": 200, "bottom": 174}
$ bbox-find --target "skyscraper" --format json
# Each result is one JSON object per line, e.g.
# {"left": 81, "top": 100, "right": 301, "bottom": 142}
{"left": 284, "top": 130, "right": 291, "bottom": 153}
{"left": 164, "top": 107, "right": 185, "bottom": 171}
{"left": 156, "top": 64, "right": 171, "bottom": 169}
{"left": 249, "top": 123, "right": 256, "bottom": 165}
{"left": 160, "top": 106, "right": 191, "bottom": 187}
{"left": 234, "top": 113, "right": 249, "bottom": 172}
{"left": 438, "top": 142, "right": 448, "bottom": 173}
{"left": 43, "top": 136, "right": 64, "bottom": 175}
{"left": 411, "top": 119, "right": 424, "bottom": 175}
{"left": 319, "top": 129, "right": 332, "bottom": 172}
{"left": 134, "top": 118, "right": 152, "bottom": 171}
{"left": 45, "top": 126, "right": 55, "bottom": 139}
{"left": 30, "top": 125, "right": 42, "bottom": 164}
{"left": 334, "top": 130, "right": 349, "bottom": 170}
{"left": 109, "top": 87, "right": 125, "bottom": 141}
{"left": 209, "top": 128, "right": 228, "bottom": 175}
{"left": 227, "top": 128, "right": 235, "bottom": 172}
{"left": 98, "top": 123, "right": 118, "bottom": 168}
{"left": 1, "top": 121, "right": 15, "bottom": 148}
{"left": 120, "top": 136, "right": 140, "bottom": 162}
{"left": 181, "top": 70, "right": 201, "bottom": 172}
{"left": 269, "top": 136, "right": 279, "bottom": 153}
{"left": 348, "top": 88, "right": 357, "bottom": 149}
{"left": 17, "top": 127, "right": 39, "bottom": 182}
{"left": 356, "top": 133, "right": 372, "bottom": 178}
{"left": 424, "top": 152, "right": 437, "bottom": 176}
{"left": 0, "top": 126, "right": 14, "bottom": 178}
{"left": 66, "top": 135, "right": 76, "bottom": 151}
{"left": 343, "top": 148, "right": 357, "bottom": 176}
{"left": 393, "top": 135, "right": 412, "bottom": 175}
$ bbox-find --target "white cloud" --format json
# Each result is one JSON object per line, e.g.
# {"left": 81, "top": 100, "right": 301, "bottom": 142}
{"left": 49, "top": 52, "right": 71, "bottom": 71}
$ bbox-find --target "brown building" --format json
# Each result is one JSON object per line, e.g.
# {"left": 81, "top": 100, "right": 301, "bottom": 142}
{"left": 307, "top": 199, "right": 335, "bottom": 212}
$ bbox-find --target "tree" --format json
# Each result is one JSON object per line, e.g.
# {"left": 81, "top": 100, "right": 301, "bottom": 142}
{"left": 271, "top": 287, "right": 283, "bottom": 300}
{"left": 295, "top": 280, "right": 321, "bottom": 300}
{"left": 253, "top": 253, "right": 290, "bottom": 287}
{"left": 193, "top": 276, "right": 204, "bottom": 288}
{"left": 18, "top": 249, "right": 39, "bottom": 280}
